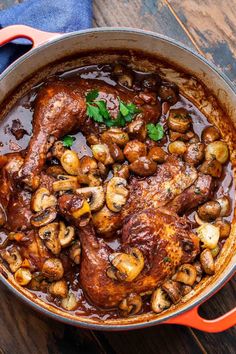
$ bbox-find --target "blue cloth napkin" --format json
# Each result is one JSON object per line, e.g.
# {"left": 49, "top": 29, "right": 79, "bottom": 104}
{"left": 0, "top": 0, "right": 92, "bottom": 73}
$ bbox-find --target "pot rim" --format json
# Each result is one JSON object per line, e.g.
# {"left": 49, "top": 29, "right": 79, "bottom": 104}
{"left": 0, "top": 27, "right": 235, "bottom": 330}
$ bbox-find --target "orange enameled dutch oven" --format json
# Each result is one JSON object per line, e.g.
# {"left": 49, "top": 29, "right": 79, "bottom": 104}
{"left": 0, "top": 25, "right": 235, "bottom": 332}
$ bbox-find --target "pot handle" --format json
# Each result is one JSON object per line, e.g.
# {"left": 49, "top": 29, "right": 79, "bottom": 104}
{"left": 0, "top": 25, "right": 60, "bottom": 48}
{"left": 165, "top": 304, "right": 236, "bottom": 332}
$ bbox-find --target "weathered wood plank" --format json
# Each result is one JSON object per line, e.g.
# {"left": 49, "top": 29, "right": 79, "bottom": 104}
{"left": 0, "top": 283, "right": 105, "bottom": 354}
{"left": 167, "top": 0, "right": 236, "bottom": 83}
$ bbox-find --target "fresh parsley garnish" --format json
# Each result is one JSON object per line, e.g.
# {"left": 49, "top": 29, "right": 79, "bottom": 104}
{"left": 62, "top": 135, "right": 76, "bottom": 148}
{"left": 163, "top": 257, "right": 171, "bottom": 263}
{"left": 85, "top": 90, "right": 140, "bottom": 127}
{"left": 147, "top": 123, "right": 164, "bottom": 141}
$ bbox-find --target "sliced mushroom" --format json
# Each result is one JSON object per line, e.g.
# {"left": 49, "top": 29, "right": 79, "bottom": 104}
{"left": 168, "top": 108, "right": 191, "bottom": 133}
{"left": 119, "top": 293, "right": 142, "bottom": 317}
{"left": 200, "top": 249, "right": 215, "bottom": 275}
{"left": 31, "top": 187, "right": 57, "bottom": 212}
{"left": 205, "top": 141, "right": 229, "bottom": 164}
{"left": 69, "top": 240, "right": 81, "bottom": 264}
{"left": 217, "top": 196, "right": 231, "bottom": 217}
{"left": 151, "top": 288, "right": 171, "bottom": 313}
{"left": 197, "top": 201, "right": 221, "bottom": 222}
{"left": 52, "top": 175, "right": 78, "bottom": 192}
{"left": 158, "top": 82, "right": 179, "bottom": 105}
{"left": 60, "top": 150, "right": 80, "bottom": 175}
{"left": 196, "top": 223, "right": 220, "bottom": 249}
{"left": 42, "top": 258, "right": 64, "bottom": 281}
{"left": 92, "top": 205, "right": 122, "bottom": 236}
{"left": 127, "top": 117, "right": 147, "bottom": 141}
{"left": 214, "top": 218, "right": 231, "bottom": 239}
{"left": 48, "top": 279, "right": 68, "bottom": 298}
{"left": 162, "top": 280, "right": 182, "bottom": 304}
{"left": 31, "top": 207, "right": 57, "bottom": 228}
{"left": 76, "top": 186, "right": 105, "bottom": 212}
{"left": 106, "top": 177, "right": 129, "bottom": 213}
{"left": 0, "top": 246, "right": 22, "bottom": 272}
{"left": 194, "top": 261, "right": 203, "bottom": 283}
{"left": 129, "top": 157, "right": 157, "bottom": 177}
{"left": 91, "top": 144, "right": 114, "bottom": 165}
{"left": 61, "top": 292, "right": 78, "bottom": 311}
{"left": 107, "top": 248, "right": 144, "bottom": 282}
{"left": 58, "top": 221, "right": 75, "bottom": 248}
{"left": 14, "top": 268, "right": 32, "bottom": 286}
{"left": 101, "top": 128, "right": 129, "bottom": 147}
{"left": 200, "top": 158, "right": 222, "bottom": 178}
{"left": 194, "top": 212, "right": 205, "bottom": 226}
{"left": 108, "top": 142, "right": 124, "bottom": 162}
{"left": 172, "top": 264, "right": 197, "bottom": 286}
{"left": 39, "top": 222, "right": 61, "bottom": 255}
{"left": 124, "top": 140, "right": 147, "bottom": 163}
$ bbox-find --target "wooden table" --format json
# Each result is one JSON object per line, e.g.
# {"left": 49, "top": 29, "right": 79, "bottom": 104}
{"left": 0, "top": 1, "right": 236, "bottom": 353}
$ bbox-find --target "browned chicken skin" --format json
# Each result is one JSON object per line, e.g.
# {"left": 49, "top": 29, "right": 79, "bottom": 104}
{"left": 80, "top": 210, "right": 199, "bottom": 308}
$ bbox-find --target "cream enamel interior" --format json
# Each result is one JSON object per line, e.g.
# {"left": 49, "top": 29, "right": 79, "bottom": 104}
{"left": 0, "top": 29, "right": 235, "bottom": 329}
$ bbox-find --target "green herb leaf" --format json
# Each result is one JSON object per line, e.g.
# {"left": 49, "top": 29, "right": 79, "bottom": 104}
{"left": 119, "top": 101, "right": 130, "bottom": 116}
{"left": 126, "top": 102, "right": 140, "bottom": 114}
{"left": 86, "top": 89, "right": 99, "bottom": 102}
{"left": 163, "top": 257, "right": 171, "bottom": 263}
{"left": 62, "top": 135, "right": 76, "bottom": 148}
{"left": 147, "top": 123, "right": 164, "bottom": 141}
{"left": 86, "top": 104, "right": 104, "bottom": 123}
{"left": 95, "top": 100, "right": 110, "bottom": 119}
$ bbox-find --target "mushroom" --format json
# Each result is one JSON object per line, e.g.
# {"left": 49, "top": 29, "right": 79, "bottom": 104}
{"left": 193, "top": 261, "right": 203, "bottom": 283}
{"left": 205, "top": 141, "right": 229, "bottom": 164}
{"left": 107, "top": 247, "right": 144, "bottom": 282}
{"left": 113, "top": 164, "right": 130, "bottom": 180}
{"left": 200, "top": 249, "right": 215, "bottom": 275}
{"left": 148, "top": 146, "right": 167, "bottom": 163}
{"left": 101, "top": 128, "right": 129, "bottom": 147}
{"left": 48, "top": 279, "right": 68, "bottom": 298}
{"left": 58, "top": 193, "right": 91, "bottom": 227}
{"left": 60, "top": 150, "right": 80, "bottom": 175}
{"left": 52, "top": 175, "right": 78, "bottom": 192}
{"left": 129, "top": 157, "right": 157, "bottom": 177}
{"left": 69, "top": 240, "right": 81, "bottom": 264}
{"left": 0, "top": 246, "right": 22, "bottom": 272}
{"left": 168, "top": 141, "right": 187, "bottom": 155}
{"left": 61, "top": 292, "right": 78, "bottom": 311}
{"left": 127, "top": 118, "right": 147, "bottom": 141}
{"left": 76, "top": 186, "right": 105, "bottom": 212}
{"left": 14, "top": 268, "right": 32, "bottom": 286}
{"left": 46, "top": 165, "right": 66, "bottom": 177}
{"left": 107, "top": 142, "right": 124, "bottom": 163}
{"left": 39, "top": 222, "right": 61, "bottom": 255}
{"left": 217, "top": 196, "right": 231, "bottom": 217}
{"left": 42, "top": 258, "right": 64, "bottom": 281}
{"left": 97, "top": 162, "right": 109, "bottom": 179}
{"left": 151, "top": 288, "right": 171, "bottom": 313}
{"left": 31, "top": 207, "right": 57, "bottom": 228}
{"left": 183, "top": 143, "right": 205, "bottom": 166}
{"left": 182, "top": 285, "right": 192, "bottom": 296}
{"left": 31, "top": 187, "right": 57, "bottom": 212}
{"left": 58, "top": 221, "right": 75, "bottom": 248}
{"left": 91, "top": 144, "right": 114, "bottom": 165}
{"left": 119, "top": 293, "right": 142, "bottom": 317}
{"left": 194, "top": 212, "right": 205, "bottom": 226}
{"left": 196, "top": 223, "right": 220, "bottom": 249}
{"left": 199, "top": 158, "right": 222, "bottom": 178}
{"left": 197, "top": 201, "right": 221, "bottom": 222}
{"left": 124, "top": 140, "right": 147, "bottom": 163}
{"left": 161, "top": 280, "right": 182, "bottom": 304}
{"left": 158, "top": 82, "right": 179, "bottom": 105}
{"left": 106, "top": 177, "right": 129, "bottom": 213}
{"left": 167, "top": 108, "right": 191, "bottom": 133}
{"left": 50, "top": 141, "right": 66, "bottom": 159}
{"left": 117, "top": 72, "right": 133, "bottom": 88}
{"left": 201, "top": 126, "right": 220, "bottom": 144}
{"left": 172, "top": 264, "right": 197, "bottom": 286}
{"left": 214, "top": 218, "right": 231, "bottom": 239}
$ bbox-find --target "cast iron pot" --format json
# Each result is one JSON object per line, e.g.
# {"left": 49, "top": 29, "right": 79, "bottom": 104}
{"left": 0, "top": 25, "right": 235, "bottom": 333}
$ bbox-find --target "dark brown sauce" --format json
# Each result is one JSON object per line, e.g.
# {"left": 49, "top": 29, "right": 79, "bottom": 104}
{"left": 0, "top": 63, "right": 234, "bottom": 320}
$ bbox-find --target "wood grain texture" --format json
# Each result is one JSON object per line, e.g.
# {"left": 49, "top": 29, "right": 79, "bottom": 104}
{"left": 168, "top": 0, "right": 236, "bottom": 83}
{"left": 0, "top": 0, "right": 236, "bottom": 353}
